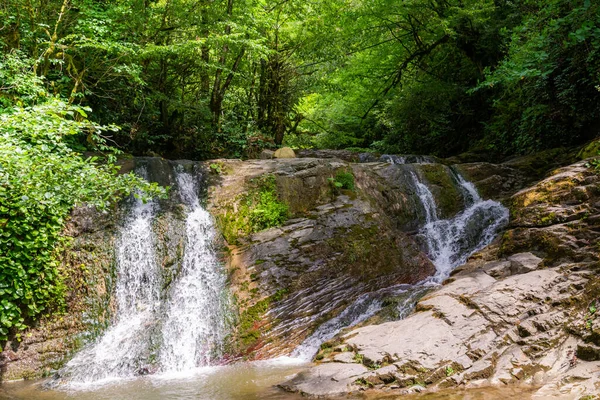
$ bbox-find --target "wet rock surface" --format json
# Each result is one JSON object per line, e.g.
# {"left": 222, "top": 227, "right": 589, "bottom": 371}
{"left": 206, "top": 158, "right": 447, "bottom": 358}
{"left": 281, "top": 159, "right": 600, "bottom": 398}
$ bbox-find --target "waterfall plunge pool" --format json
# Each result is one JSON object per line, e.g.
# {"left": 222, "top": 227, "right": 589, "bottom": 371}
{"left": 0, "top": 369, "right": 541, "bottom": 400}
{"left": 0, "top": 359, "right": 307, "bottom": 400}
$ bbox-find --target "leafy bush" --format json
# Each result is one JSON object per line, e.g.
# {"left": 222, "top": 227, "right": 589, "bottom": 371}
{"left": 217, "top": 174, "right": 288, "bottom": 243}
{"left": 248, "top": 175, "right": 289, "bottom": 231}
{"left": 0, "top": 78, "right": 165, "bottom": 339}
{"left": 329, "top": 171, "right": 355, "bottom": 191}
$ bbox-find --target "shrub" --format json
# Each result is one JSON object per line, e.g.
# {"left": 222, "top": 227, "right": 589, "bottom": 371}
{"left": 217, "top": 174, "right": 288, "bottom": 243}
{"left": 0, "top": 88, "right": 165, "bottom": 340}
{"left": 329, "top": 171, "right": 355, "bottom": 192}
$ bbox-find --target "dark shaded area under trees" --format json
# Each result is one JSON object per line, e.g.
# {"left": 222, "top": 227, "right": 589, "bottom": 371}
{"left": 1, "top": 0, "right": 600, "bottom": 160}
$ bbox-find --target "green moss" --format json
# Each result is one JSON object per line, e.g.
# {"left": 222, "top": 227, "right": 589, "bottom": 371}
{"left": 540, "top": 212, "right": 558, "bottom": 225}
{"left": 216, "top": 174, "right": 289, "bottom": 243}
{"left": 355, "top": 378, "right": 374, "bottom": 388}
{"left": 418, "top": 164, "right": 462, "bottom": 217}
{"left": 579, "top": 140, "right": 600, "bottom": 160}
{"left": 323, "top": 224, "right": 398, "bottom": 278}
{"left": 235, "top": 289, "right": 289, "bottom": 350}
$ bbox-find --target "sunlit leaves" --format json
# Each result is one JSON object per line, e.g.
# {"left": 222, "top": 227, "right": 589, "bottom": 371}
{"left": 0, "top": 56, "right": 166, "bottom": 340}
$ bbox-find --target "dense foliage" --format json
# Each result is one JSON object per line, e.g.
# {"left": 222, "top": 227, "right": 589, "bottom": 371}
{"left": 2, "top": 0, "right": 598, "bottom": 158}
{"left": 0, "top": 52, "right": 164, "bottom": 339}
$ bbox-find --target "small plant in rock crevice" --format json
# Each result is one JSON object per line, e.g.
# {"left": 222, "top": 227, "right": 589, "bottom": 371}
{"left": 209, "top": 163, "right": 222, "bottom": 174}
{"left": 586, "top": 299, "right": 598, "bottom": 330}
{"left": 328, "top": 170, "right": 355, "bottom": 195}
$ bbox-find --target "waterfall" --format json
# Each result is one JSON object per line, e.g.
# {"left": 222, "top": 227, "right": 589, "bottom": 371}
{"left": 291, "top": 291, "right": 385, "bottom": 360}
{"left": 291, "top": 160, "right": 508, "bottom": 361}
{"left": 60, "top": 167, "right": 162, "bottom": 383}
{"left": 380, "top": 154, "right": 436, "bottom": 164}
{"left": 58, "top": 164, "right": 229, "bottom": 386}
{"left": 159, "top": 170, "right": 229, "bottom": 371}
{"left": 414, "top": 169, "right": 509, "bottom": 281}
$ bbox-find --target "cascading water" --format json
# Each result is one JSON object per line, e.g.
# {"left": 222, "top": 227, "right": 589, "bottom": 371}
{"left": 292, "top": 161, "right": 508, "bottom": 360}
{"left": 159, "top": 169, "right": 230, "bottom": 372}
{"left": 291, "top": 284, "right": 430, "bottom": 360}
{"left": 58, "top": 164, "right": 230, "bottom": 386}
{"left": 380, "top": 154, "right": 436, "bottom": 164}
{"left": 416, "top": 169, "right": 509, "bottom": 280}
{"left": 60, "top": 166, "right": 162, "bottom": 384}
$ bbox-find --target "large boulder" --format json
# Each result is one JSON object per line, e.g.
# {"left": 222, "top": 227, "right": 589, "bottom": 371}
{"left": 578, "top": 138, "right": 600, "bottom": 160}
{"left": 205, "top": 158, "right": 441, "bottom": 358}
{"left": 273, "top": 147, "right": 296, "bottom": 158}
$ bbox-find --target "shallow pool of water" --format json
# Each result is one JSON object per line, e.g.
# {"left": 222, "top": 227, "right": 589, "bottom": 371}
{"left": 0, "top": 359, "right": 307, "bottom": 400}
{"left": 0, "top": 358, "right": 542, "bottom": 400}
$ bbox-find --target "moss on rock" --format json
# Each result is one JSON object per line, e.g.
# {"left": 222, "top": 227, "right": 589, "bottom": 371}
{"left": 416, "top": 164, "right": 463, "bottom": 218}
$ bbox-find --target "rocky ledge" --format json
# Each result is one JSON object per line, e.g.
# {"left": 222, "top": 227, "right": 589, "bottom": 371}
{"left": 281, "top": 160, "right": 600, "bottom": 398}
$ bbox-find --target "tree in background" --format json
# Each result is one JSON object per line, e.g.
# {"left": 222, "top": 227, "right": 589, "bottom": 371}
{"left": 1, "top": 0, "right": 599, "bottom": 158}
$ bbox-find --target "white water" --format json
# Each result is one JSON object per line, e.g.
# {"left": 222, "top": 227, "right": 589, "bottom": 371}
{"left": 416, "top": 169, "right": 508, "bottom": 281}
{"left": 291, "top": 162, "right": 508, "bottom": 360}
{"left": 291, "top": 290, "right": 385, "bottom": 360}
{"left": 159, "top": 170, "right": 229, "bottom": 372}
{"left": 291, "top": 283, "right": 431, "bottom": 360}
{"left": 61, "top": 167, "right": 162, "bottom": 384}
{"left": 380, "top": 154, "right": 435, "bottom": 164}
{"left": 59, "top": 165, "right": 230, "bottom": 386}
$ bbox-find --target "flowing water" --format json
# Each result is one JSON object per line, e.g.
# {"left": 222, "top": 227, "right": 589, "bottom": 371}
{"left": 54, "top": 164, "right": 231, "bottom": 386}
{"left": 292, "top": 160, "right": 509, "bottom": 360}
{"left": 58, "top": 166, "right": 162, "bottom": 384}
{"left": 159, "top": 170, "right": 230, "bottom": 372}
{"left": 415, "top": 169, "right": 509, "bottom": 280}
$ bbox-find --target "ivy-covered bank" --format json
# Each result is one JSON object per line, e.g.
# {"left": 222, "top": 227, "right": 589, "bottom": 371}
{"left": 0, "top": 58, "right": 164, "bottom": 349}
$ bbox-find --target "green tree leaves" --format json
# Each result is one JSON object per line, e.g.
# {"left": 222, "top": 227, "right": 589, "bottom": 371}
{"left": 0, "top": 53, "right": 165, "bottom": 340}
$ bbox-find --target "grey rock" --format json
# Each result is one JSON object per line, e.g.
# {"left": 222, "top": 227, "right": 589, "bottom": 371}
{"left": 279, "top": 363, "right": 367, "bottom": 397}
{"left": 259, "top": 149, "right": 274, "bottom": 159}
{"left": 482, "top": 260, "right": 512, "bottom": 278}
{"left": 576, "top": 343, "right": 600, "bottom": 361}
{"left": 333, "top": 352, "right": 356, "bottom": 364}
{"left": 507, "top": 252, "right": 543, "bottom": 275}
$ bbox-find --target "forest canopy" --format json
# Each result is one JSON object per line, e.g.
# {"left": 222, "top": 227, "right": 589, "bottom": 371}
{"left": 1, "top": 0, "right": 599, "bottom": 159}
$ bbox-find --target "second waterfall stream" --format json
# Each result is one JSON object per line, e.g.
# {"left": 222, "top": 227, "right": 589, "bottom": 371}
{"left": 292, "top": 160, "right": 508, "bottom": 360}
